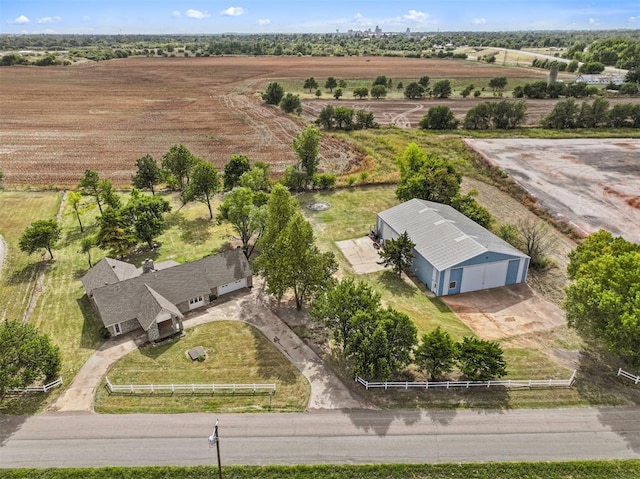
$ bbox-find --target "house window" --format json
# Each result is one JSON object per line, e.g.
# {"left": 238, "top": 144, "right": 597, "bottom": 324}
{"left": 449, "top": 281, "right": 457, "bottom": 289}
{"left": 189, "top": 296, "right": 204, "bottom": 305}
{"left": 114, "top": 323, "right": 121, "bottom": 334}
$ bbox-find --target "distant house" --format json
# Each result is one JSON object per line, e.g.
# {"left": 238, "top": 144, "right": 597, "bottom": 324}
{"left": 376, "top": 199, "right": 529, "bottom": 296}
{"left": 575, "top": 74, "right": 624, "bottom": 85}
{"left": 81, "top": 249, "right": 252, "bottom": 342}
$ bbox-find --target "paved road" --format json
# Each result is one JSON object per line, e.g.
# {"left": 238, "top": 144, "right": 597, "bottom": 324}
{"left": 2, "top": 407, "right": 639, "bottom": 468}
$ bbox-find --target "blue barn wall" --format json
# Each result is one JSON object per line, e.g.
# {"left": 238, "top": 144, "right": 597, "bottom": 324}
{"left": 506, "top": 259, "right": 521, "bottom": 285}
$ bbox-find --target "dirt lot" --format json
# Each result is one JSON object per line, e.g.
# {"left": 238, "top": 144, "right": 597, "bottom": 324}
{"left": 466, "top": 138, "right": 640, "bottom": 243}
{"left": 1, "top": 56, "right": 547, "bottom": 187}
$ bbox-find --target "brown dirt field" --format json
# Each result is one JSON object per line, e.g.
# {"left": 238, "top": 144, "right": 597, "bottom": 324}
{"left": 302, "top": 97, "right": 640, "bottom": 128}
{"left": 0, "top": 56, "right": 546, "bottom": 187}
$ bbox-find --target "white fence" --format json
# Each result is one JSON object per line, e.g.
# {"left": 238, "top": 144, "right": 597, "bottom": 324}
{"left": 355, "top": 370, "right": 576, "bottom": 390}
{"left": 617, "top": 368, "right": 640, "bottom": 384}
{"left": 10, "top": 377, "right": 63, "bottom": 393}
{"left": 105, "top": 377, "right": 276, "bottom": 394}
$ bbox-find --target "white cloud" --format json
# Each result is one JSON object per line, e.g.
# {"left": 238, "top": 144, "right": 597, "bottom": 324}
{"left": 172, "top": 10, "right": 181, "bottom": 18}
{"left": 186, "top": 9, "right": 210, "bottom": 19}
{"left": 629, "top": 16, "right": 638, "bottom": 23}
{"left": 472, "top": 18, "right": 487, "bottom": 25}
{"left": 589, "top": 17, "right": 601, "bottom": 25}
{"left": 8, "top": 15, "right": 30, "bottom": 24}
{"left": 221, "top": 7, "right": 247, "bottom": 17}
{"left": 37, "top": 16, "right": 62, "bottom": 24}
{"left": 257, "top": 18, "right": 271, "bottom": 25}
{"left": 354, "top": 13, "right": 362, "bottom": 20}
{"left": 404, "top": 10, "right": 426, "bottom": 21}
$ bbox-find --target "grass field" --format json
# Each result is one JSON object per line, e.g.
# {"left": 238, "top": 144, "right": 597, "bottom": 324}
{"left": 3, "top": 460, "right": 640, "bottom": 478}
{"left": 95, "top": 321, "right": 309, "bottom": 413}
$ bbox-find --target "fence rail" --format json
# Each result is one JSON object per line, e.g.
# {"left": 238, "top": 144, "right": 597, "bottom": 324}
{"left": 105, "top": 377, "right": 276, "bottom": 395}
{"left": 10, "top": 377, "right": 63, "bottom": 393}
{"left": 355, "top": 370, "right": 576, "bottom": 390}
{"left": 617, "top": 368, "right": 640, "bottom": 384}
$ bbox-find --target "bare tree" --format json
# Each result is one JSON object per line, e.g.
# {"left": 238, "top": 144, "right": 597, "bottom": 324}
{"left": 517, "top": 218, "right": 556, "bottom": 269}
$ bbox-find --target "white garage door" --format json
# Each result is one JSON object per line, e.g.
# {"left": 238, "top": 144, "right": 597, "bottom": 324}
{"left": 460, "top": 262, "right": 509, "bottom": 293}
{"left": 218, "top": 278, "right": 247, "bottom": 296}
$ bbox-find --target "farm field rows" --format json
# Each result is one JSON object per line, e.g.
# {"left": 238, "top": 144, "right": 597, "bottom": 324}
{"left": 1, "top": 55, "right": 551, "bottom": 188}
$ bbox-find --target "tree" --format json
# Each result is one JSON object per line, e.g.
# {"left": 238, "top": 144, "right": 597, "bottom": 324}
{"left": 370, "top": 85, "right": 387, "bottom": 99}
{"left": 311, "top": 278, "right": 381, "bottom": 352}
{"left": 132, "top": 154, "right": 162, "bottom": 195}
{"left": 415, "top": 327, "right": 457, "bottom": 380}
{"left": 292, "top": 126, "right": 322, "bottom": 188}
{"left": 303, "top": 77, "right": 318, "bottom": 92}
{"left": 223, "top": 155, "right": 251, "bottom": 191}
{"left": 464, "top": 102, "right": 494, "bottom": 130}
{"left": 0, "top": 320, "right": 60, "bottom": 399}
{"left": 80, "top": 235, "right": 95, "bottom": 268}
{"left": 315, "top": 89, "right": 322, "bottom": 98}
{"left": 78, "top": 169, "right": 103, "bottom": 214}
{"left": 419, "top": 106, "right": 459, "bottom": 130}
{"left": 491, "top": 100, "right": 527, "bottom": 129}
{"left": 489, "top": 77, "right": 508, "bottom": 91}
{"left": 377, "top": 231, "right": 415, "bottom": 276}
{"left": 456, "top": 337, "right": 507, "bottom": 381}
{"left": 67, "top": 191, "right": 84, "bottom": 233}
{"left": 257, "top": 184, "right": 298, "bottom": 256}
{"left": 542, "top": 98, "right": 580, "bottom": 129}
{"left": 218, "top": 186, "right": 267, "bottom": 258}
{"left": 123, "top": 189, "right": 171, "bottom": 248}
{"left": 161, "top": 144, "right": 196, "bottom": 191}
{"left": 418, "top": 76, "right": 430, "bottom": 88}
{"left": 345, "top": 307, "right": 417, "bottom": 380}
{"left": 239, "top": 163, "right": 271, "bottom": 193}
{"left": 182, "top": 159, "right": 219, "bottom": 220}
{"left": 19, "top": 219, "right": 61, "bottom": 260}
{"left": 517, "top": 218, "right": 556, "bottom": 269}
{"left": 372, "top": 75, "right": 388, "bottom": 86}
{"left": 395, "top": 144, "right": 462, "bottom": 204}
{"left": 332, "top": 106, "right": 354, "bottom": 129}
{"left": 579, "top": 97, "right": 610, "bottom": 128}
{"left": 404, "top": 82, "right": 425, "bottom": 99}
{"left": 353, "top": 87, "right": 369, "bottom": 99}
{"left": 280, "top": 93, "right": 302, "bottom": 114}
{"left": 95, "top": 207, "right": 137, "bottom": 258}
{"left": 355, "top": 109, "right": 377, "bottom": 129}
{"left": 262, "top": 81, "right": 285, "bottom": 105}
{"left": 450, "top": 191, "right": 492, "bottom": 229}
{"left": 609, "top": 103, "right": 633, "bottom": 127}
{"left": 0, "top": 170, "right": 4, "bottom": 187}
{"left": 325, "top": 76, "right": 338, "bottom": 92}
{"left": 259, "top": 212, "right": 337, "bottom": 310}
{"left": 98, "top": 179, "right": 121, "bottom": 210}
{"left": 338, "top": 79, "right": 347, "bottom": 89}
{"left": 431, "top": 79, "right": 452, "bottom": 98}
{"left": 316, "top": 104, "right": 335, "bottom": 129}
{"left": 564, "top": 231, "right": 640, "bottom": 364}
{"left": 579, "top": 61, "right": 605, "bottom": 74}
{"left": 333, "top": 88, "right": 343, "bottom": 100}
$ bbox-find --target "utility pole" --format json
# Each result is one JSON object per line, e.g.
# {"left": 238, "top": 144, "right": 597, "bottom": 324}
{"left": 208, "top": 419, "right": 222, "bottom": 479}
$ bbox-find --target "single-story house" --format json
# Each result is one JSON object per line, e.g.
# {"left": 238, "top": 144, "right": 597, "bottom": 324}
{"left": 376, "top": 199, "right": 529, "bottom": 296}
{"left": 81, "top": 249, "right": 253, "bottom": 341}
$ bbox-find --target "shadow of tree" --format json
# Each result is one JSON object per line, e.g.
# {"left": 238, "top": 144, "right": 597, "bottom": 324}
{"left": 344, "top": 408, "right": 423, "bottom": 437}
{"left": 377, "top": 270, "right": 414, "bottom": 298}
{"left": 249, "top": 323, "right": 298, "bottom": 386}
{"left": 178, "top": 216, "right": 213, "bottom": 246}
{"left": 6, "top": 262, "right": 40, "bottom": 285}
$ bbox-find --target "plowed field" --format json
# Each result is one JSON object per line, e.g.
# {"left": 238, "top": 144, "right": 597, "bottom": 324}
{"left": 0, "top": 55, "right": 553, "bottom": 187}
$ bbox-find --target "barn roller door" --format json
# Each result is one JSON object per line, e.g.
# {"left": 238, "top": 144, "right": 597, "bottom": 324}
{"left": 218, "top": 278, "right": 247, "bottom": 296}
{"left": 460, "top": 261, "right": 509, "bottom": 293}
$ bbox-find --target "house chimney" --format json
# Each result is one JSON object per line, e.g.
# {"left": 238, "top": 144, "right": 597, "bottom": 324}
{"left": 142, "top": 258, "right": 155, "bottom": 274}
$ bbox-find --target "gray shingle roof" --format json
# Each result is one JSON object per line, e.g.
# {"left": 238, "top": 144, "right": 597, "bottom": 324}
{"left": 86, "top": 249, "right": 252, "bottom": 328}
{"left": 81, "top": 257, "right": 140, "bottom": 296}
{"left": 378, "top": 199, "right": 528, "bottom": 271}
{"left": 137, "top": 285, "right": 184, "bottom": 331}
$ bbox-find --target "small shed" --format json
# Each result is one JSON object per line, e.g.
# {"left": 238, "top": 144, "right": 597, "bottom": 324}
{"left": 376, "top": 199, "right": 529, "bottom": 296}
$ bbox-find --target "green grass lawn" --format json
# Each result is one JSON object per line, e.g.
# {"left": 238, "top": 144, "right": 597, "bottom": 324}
{"left": 0, "top": 191, "right": 61, "bottom": 321}
{"left": 4, "top": 460, "right": 640, "bottom": 478}
{"left": 95, "top": 320, "right": 309, "bottom": 413}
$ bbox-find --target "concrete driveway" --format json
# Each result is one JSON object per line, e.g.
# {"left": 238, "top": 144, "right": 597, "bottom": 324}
{"left": 441, "top": 283, "right": 566, "bottom": 340}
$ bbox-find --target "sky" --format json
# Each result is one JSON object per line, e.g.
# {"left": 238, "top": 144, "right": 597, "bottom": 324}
{"left": 1, "top": 0, "right": 639, "bottom": 34}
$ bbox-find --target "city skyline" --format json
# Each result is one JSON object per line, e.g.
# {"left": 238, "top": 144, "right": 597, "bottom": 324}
{"left": 1, "top": 0, "right": 639, "bottom": 35}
